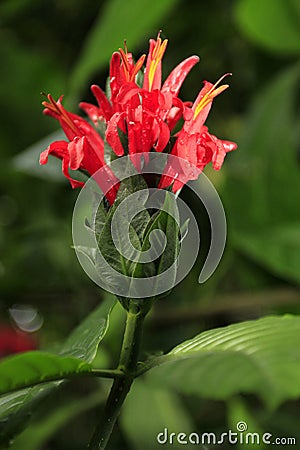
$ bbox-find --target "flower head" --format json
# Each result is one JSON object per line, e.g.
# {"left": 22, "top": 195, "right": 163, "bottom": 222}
{"left": 0, "top": 325, "right": 36, "bottom": 358}
{"left": 40, "top": 34, "right": 237, "bottom": 201}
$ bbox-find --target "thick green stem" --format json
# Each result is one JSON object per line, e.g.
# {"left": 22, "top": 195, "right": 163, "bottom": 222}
{"left": 88, "top": 303, "right": 146, "bottom": 450}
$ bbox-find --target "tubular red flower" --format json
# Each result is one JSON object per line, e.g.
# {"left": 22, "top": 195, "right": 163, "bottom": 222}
{"left": 41, "top": 95, "right": 118, "bottom": 203}
{"left": 40, "top": 35, "right": 237, "bottom": 201}
{"left": 159, "top": 76, "right": 237, "bottom": 191}
{"left": 0, "top": 325, "right": 36, "bottom": 358}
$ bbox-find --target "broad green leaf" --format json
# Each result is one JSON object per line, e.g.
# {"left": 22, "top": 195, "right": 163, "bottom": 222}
{"left": 0, "top": 296, "right": 115, "bottom": 445}
{"left": 0, "top": 352, "right": 90, "bottom": 396}
{"left": 108, "top": 172, "right": 150, "bottom": 244}
{"left": 154, "top": 193, "right": 180, "bottom": 277}
{"left": 96, "top": 174, "right": 152, "bottom": 282}
{"left": 96, "top": 188, "right": 143, "bottom": 278}
{"left": 235, "top": 0, "right": 300, "bottom": 54}
{"left": 143, "top": 315, "right": 300, "bottom": 409}
{"left": 234, "top": 224, "right": 300, "bottom": 284}
{"left": 93, "top": 196, "right": 108, "bottom": 237}
{"left": 225, "top": 62, "right": 300, "bottom": 231}
{"left": 61, "top": 294, "right": 115, "bottom": 362}
{"left": 0, "top": 387, "right": 53, "bottom": 448}
{"left": 120, "top": 379, "right": 193, "bottom": 450}
{"left": 133, "top": 192, "right": 180, "bottom": 284}
{"left": 227, "top": 397, "right": 266, "bottom": 449}
{"left": 69, "top": 0, "right": 179, "bottom": 96}
{"left": 224, "top": 63, "right": 300, "bottom": 283}
{"left": 11, "top": 391, "right": 104, "bottom": 450}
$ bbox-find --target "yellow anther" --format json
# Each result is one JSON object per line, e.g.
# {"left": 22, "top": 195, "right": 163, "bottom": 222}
{"left": 148, "top": 38, "right": 168, "bottom": 91}
{"left": 194, "top": 73, "right": 232, "bottom": 119}
{"left": 119, "top": 48, "right": 146, "bottom": 82}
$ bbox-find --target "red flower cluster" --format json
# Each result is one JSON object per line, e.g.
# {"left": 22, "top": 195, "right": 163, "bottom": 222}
{"left": 0, "top": 325, "right": 36, "bottom": 358}
{"left": 40, "top": 35, "right": 237, "bottom": 201}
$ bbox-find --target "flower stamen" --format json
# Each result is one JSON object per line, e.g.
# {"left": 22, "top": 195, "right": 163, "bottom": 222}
{"left": 42, "top": 94, "right": 78, "bottom": 134}
{"left": 148, "top": 35, "right": 168, "bottom": 91}
{"left": 119, "top": 47, "right": 146, "bottom": 82}
{"left": 131, "top": 54, "right": 146, "bottom": 80}
{"left": 193, "top": 73, "right": 232, "bottom": 119}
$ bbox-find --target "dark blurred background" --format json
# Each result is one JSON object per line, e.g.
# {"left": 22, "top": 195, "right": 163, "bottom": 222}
{"left": 1, "top": 0, "right": 300, "bottom": 448}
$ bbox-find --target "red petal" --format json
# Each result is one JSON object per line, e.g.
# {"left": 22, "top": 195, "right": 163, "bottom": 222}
{"left": 165, "top": 97, "right": 186, "bottom": 130}
{"left": 110, "top": 52, "right": 123, "bottom": 102}
{"left": 44, "top": 96, "right": 81, "bottom": 141}
{"left": 211, "top": 136, "right": 237, "bottom": 170}
{"left": 68, "top": 136, "right": 85, "bottom": 171}
{"left": 143, "top": 39, "right": 157, "bottom": 91}
{"left": 159, "top": 147, "right": 202, "bottom": 192}
{"left": 80, "top": 102, "right": 102, "bottom": 124}
{"left": 155, "top": 119, "right": 170, "bottom": 152}
{"left": 62, "top": 154, "right": 84, "bottom": 189}
{"left": 222, "top": 140, "right": 238, "bottom": 152}
{"left": 68, "top": 114, "right": 105, "bottom": 165}
{"left": 39, "top": 139, "right": 85, "bottom": 188}
{"left": 199, "top": 131, "right": 237, "bottom": 170}
{"left": 162, "top": 55, "right": 199, "bottom": 97}
{"left": 116, "top": 83, "right": 141, "bottom": 107}
{"left": 105, "top": 112, "right": 126, "bottom": 156}
{"left": 187, "top": 81, "right": 214, "bottom": 132}
{"left": 91, "top": 85, "right": 113, "bottom": 121}
{"left": 166, "top": 107, "right": 182, "bottom": 131}
{"left": 39, "top": 140, "right": 68, "bottom": 164}
{"left": 176, "top": 131, "right": 198, "bottom": 167}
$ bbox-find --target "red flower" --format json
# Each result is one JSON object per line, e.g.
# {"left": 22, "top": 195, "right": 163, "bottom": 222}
{"left": 40, "top": 94, "right": 119, "bottom": 204}
{"left": 82, "top": 36, "right": 198, "bottom": 157}
{"left": 159, "top": 75, "right": 237, "bottom": 191}
{"left": 40, "top": 34, "right": 237, "bottom": 200}
{"left": 0, "top": 325, "right": 36, "bottom": 358}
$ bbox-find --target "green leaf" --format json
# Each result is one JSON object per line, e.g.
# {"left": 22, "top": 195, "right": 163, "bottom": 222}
{"left": 114, "top": 173, "right": 150, "bottom": 243}
{"left": 120, "top": 379, "right": 193, "bottom": 450}
{"left": 224, "top": 62, "right": 300, "bottom": 283}
{"left": 69, "top": 0, "right": 179, "bottom": 96}
{"left": 96, "top": 174, "right": 151, "bottom": 280}
{"left": 227, "top": 397, "right": 266, "bottom": 450}
{"left": 10, "top": 392, "right": 104, "bottom": 450}
{"left": 0, "top": 352, "right": 90, "bottom": 396}
{"left": 61, "top": 294, "right": 115, "bottom": 362}
{"left": 96, "top": 189, "right": 142, "bottom": 279}
{"left": 133, "top": 191, "right": 180, "bottom": 283}
{"left": 225, "top": 62, "right": 300, "bottom": 231}
{"left": 0, "top": 387, "right": 53, "bottom": 448}
{"left": 234, "top": 224, "right": 300, "bottom": 284}
{"left": 0, "top": 296, "right": 115, "bottom": 445}
{"left": 235, "top": 0, "right": 300, "bottom": 54}
{"left": 143, "top": 315, "right": 300, "bottom": 409}
{"left": 92, "top": 192, "right": 109, "bottom": 236}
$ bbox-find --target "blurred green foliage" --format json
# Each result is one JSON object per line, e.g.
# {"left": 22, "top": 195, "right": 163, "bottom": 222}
{"left": 0, "top": 0, "right": 300, "bottom": 448}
